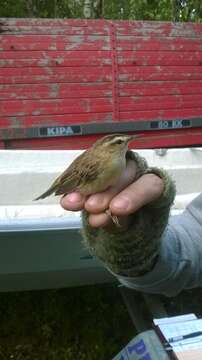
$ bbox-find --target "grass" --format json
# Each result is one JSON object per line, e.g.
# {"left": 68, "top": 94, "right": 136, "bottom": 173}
{"left": 1, "top": 283, "right": 202, "bottom": 360}
{"left": 0, "top": 284, "right": 134, "bottom": 360}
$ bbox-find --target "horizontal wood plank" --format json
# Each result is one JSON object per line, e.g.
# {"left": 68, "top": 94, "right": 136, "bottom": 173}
{"left": 0, "top": 51, "right": 111, "bottom": 67}
{"left": 2, "top": 81, "right": 201, "bottom": 101}
{"left": 115, "top": 21, "right": 202, "bottom": 37}
{"left": 0, "top": 18, "right": 107, "bottom": 27}
{"left": 119, "top": 107, "right": 202, "bottom": 121}
{"left": 0, "top": 66, "right": 111, "bottom": 84}
{"left": 117, "top": 51, "right": 202, "bottom": 66}
{"left": 0, "top": 112, "right": 113, "bottom": 128}
{"left": 120, "top": 94, "right": 202, "bottom": 111}
{"left": 0, "top": 98, "right": 112, "bottom": 116}
{"left": 117, "top": 37, "right": 202, "bottom": 52}
{"left": 4, "top": 130, "right": 202, "bottom": 150}
{"left": 119, "top": 66, "right": 202, "bottom": 81}
{"left": 0, "top": 50, "right": 111, "bottom": 60}
{"left": 1, "top": 18, "right": 202, "bottom": 149}
{"left": 119, "top": 80, "right": 202, "bottom": 96}
{"left": 0, "top": 34, "right": 110, "bottom": 51}
{"left": 0, "top": 24, "right": 109, "bottom": 35}
{"left": 0, "top": 83, "right": 112, "bottom": 100}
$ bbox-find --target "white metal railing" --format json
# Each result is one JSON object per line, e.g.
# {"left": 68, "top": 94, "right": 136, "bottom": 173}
{"left": 1, "top": 148, "right": 202, "bottom": 232}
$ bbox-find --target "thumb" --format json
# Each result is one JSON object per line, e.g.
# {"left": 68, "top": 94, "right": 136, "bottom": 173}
{"left": 110, "top": 173, "right": 164, "bottom": 216}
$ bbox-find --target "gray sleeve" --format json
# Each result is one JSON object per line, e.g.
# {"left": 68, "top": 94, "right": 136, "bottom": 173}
{"left": 117, "top": 193, "right": 202, "bottom": 297}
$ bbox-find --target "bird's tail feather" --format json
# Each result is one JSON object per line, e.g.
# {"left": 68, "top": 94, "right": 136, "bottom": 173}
{"left": 34, "top": 185, "right": 57, "bottom": 201}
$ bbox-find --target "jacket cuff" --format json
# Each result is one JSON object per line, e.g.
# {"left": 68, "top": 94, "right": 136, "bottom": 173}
{"left": 144, "top": 167, "right": 176, "bottom": 208}
{"left": 81, "top": 160, "right": 176, "bottom": 277}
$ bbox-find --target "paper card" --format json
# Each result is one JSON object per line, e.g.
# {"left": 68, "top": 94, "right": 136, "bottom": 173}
{"left": 176, "top": 349, "right": 202, "bottom": 360}
{"left": 154, "top": 314, "right": 197, "bottom": 326}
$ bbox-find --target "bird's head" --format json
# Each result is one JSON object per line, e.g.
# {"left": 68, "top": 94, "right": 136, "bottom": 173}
{"left": 93, "top": 134, "right": 138, "bottom": 155}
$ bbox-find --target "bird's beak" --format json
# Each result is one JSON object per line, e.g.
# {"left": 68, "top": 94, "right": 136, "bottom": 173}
{"left": 127, "top": 134, "right": 140, "bottom": 143}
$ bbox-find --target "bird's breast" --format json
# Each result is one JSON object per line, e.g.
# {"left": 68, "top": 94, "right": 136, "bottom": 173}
{"left": 80, "top": 156, "right": 126, "bottom": 195}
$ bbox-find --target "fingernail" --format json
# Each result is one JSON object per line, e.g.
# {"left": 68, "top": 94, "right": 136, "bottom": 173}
{"left": 113, "top": 197, "right": 129, "bottom": 210}
{"left": 66, "top": 192, "right": 82, "bottom": 203}
{"left": 87, "top": 195, "right": 104, "bottom": 208}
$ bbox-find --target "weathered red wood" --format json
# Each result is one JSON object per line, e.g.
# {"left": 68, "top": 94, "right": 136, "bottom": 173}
{"left": 0, "top": 35, "right": 110, "bottom": 51}
{"left": 3, "top": 135, "right": 103, "bottom": 150}
{"left": 2, "top": 81, "right": 202, "bottom": 101}
{"left": 0, "top": 140, "right": 5, "bottom": 149}
{"left": 0, "top": 25, "right": 109, "bottom": 35}
{"left": 119, "top": 66, "right": 202, "bottom": 82}
{"left": 0, "top": 112, "right": 113, "bottom": 128}
{"left": 0, "top": 98, "right": 112, "bottom": 116}
{"left": 117, "top": 38, "right": 202, "bottom": 51}
{"left": 4, "top": 18, "right": 202, "bottom": 37}
{"left": 1, "top": 18, "right": 202, "bottom": 149}
{"left": 0, "top": 50, "right": 111, "bottom": 60}
{"left": 0, "top": 18, "right": 107, "bottom": 27}
{"left": 2, "top": 107, "right": 202, "bottom": 130}
{"left": 119, "top": 108, "right": 202, "bottom": 121}
{"left": 117, "top": 51, "right": 202, "bottom": 66}
{"left": 3, "top": 66, "right": 202, "bottom": 84}
{"left": 119, "top": 81, "right": 202, "bottom": 96}
{"left": 115, "top": 21, "right": 202, "bottom": 37}
{"left": 0, "top": 56, "right": 111, "bottom": 68}
{"left": 120, "top": 94, "right": 202, "bottom": 111}
{"left": 0, "top": 66, "right": 111, "bottom": 84}
{"left": 3, "top": 129, "right": 202, "bottom": 150}
{"left": 0, "top": 83, "right": 112, "bottom": 100}
{"left": 2, "top": 50, "right": 202, "bottom": 67}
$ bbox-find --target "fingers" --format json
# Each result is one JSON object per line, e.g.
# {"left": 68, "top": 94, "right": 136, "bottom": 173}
{"left": 88, "top": 212, "right": 110, "bottom": 228}
{"left": 60, "top": 165, "right": 164, "bottom": 229}
{"left": 88, "top": 173, "right": 164, "bottom": 227}
{"left": 60, "top": 192, "right": 86, "bottom": 211}
{"left": 60, "top": 160, "right": 137, "bottom": 227}
{"left": 110, "top": 173, "right": 164, "bottom": 216}
{"left": 85, "top": 160, "right": 137, "bottom": 213}
{"left": 88, "top": 212, "right": 133, "bottom": 228}
{"left": 60, "top": 159, "right": 136, "bottom": 213}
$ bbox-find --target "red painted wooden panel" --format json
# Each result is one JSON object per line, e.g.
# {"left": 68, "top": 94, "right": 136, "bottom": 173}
{"left": 0, "top": 49, "right": 111, "bottom": 61}
{"left": 117, "top": 51, "right": 202, "bottom": 66}
{"left": 119, "top": 66, "right": 202, "bottom": 81}
{"left": 0, "top": 25, "right": 109, "bottom": 35}
{"left": 119, "top": 81, "right": 202, "bottom": 96}
{"left": 0, "top": 54, "right": 112, "bottom": 67}
{"left": 117, "top": 38, "right": 202, "bottom": 52}
{"left": 0, "top": 83, "right": 112, "bottom": 100}
{"left": 1, "top": 18, "right": 202, "bottom": 149}
{"left": 0, "top": 112, "right": 113, "bottom": 128}
{"left": 116, "top": 21, "right": 202, "bottom": 37}
{"left": 120, "top": 94, "right": 202, "bottom": 111}
{"left": 0, "top": 35, "right": 110, "bottom": 51}
{"left": 0, "top": 18, "right": 106, "bottom": 27}
{"left": 5, "top": 130, "right": 202, "bottom": 150}
{"left": 0, "top": 98, "right": 112, "bottom": 116}
{"left": 0, "top": 66, "right": 111, "bottom": 84}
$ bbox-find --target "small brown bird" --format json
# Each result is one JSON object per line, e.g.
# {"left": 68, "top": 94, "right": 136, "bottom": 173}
{"left": 34, "top": 133, "right": 138, "bottom": 224}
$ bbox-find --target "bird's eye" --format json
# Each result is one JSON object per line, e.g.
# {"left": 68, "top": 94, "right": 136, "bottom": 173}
{"left": 116, "top": 139, "right": 123, "bottom": 144}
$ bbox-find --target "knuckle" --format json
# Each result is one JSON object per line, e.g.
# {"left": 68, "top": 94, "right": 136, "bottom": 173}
{"left": 147, "top": 173, "right": 164, "bottom": 192}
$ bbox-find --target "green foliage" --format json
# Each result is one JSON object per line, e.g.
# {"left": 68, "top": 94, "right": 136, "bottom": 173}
{"left": 0, "top": 285, "right": 134, "bottom": 360}
{"left": 103, "top": 0, "right": 131, "bottom": 20}
{"left": 0, "top": 0, "right": 26, "bottom": 17}
{"left": 0, "top": 0, "right": 201, "bottom": 21}
{"left": 129, "top": 0, "right": 173, "bottom": 21}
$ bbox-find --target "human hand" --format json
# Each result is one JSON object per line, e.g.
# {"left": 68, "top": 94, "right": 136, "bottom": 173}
{"left": 60, "top": 160, "right": 164, "bottom": 228}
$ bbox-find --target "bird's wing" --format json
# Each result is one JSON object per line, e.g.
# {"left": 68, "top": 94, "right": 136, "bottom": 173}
{"left": 34, "top": 149, "right": 101, "bottom": 200}
{"left": 54, "top": 150, "right": 100, "bottom": 195}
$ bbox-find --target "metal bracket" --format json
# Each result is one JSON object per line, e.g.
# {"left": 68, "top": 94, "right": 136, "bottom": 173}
{"left": 1, "top": 118, "right": 202, "bottom": 141}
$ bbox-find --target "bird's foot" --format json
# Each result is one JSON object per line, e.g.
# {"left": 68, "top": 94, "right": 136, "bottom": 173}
{"left": 105, "top": 209, "right": 121, "bottom": 227}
